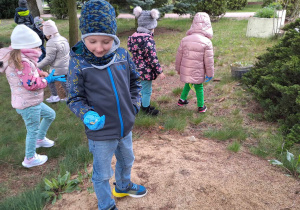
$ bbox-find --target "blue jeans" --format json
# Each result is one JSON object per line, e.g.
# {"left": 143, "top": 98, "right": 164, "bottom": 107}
{"left": 141, "top": 80, "right": 152, "bottom": 107}
{"left": 88, "top": 131, "right": 135, "bottom": 210}
{"left": 16, "top": 102, "right": 56, "bottom": 158}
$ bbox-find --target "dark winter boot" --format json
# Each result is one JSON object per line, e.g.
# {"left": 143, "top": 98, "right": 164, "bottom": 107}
{"left": 141, "top": 106, "right": 159, "bottom": 116}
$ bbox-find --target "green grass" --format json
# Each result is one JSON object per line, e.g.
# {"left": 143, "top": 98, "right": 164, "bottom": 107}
{"left": 204, "top": 125, "right": 248, "bottom": 141}
{"left": 228, "top": 141, "right": 241, "bottom": 152}
{"left": 172, "top": 87, "right": 183, "bottom": 96}
{"left": 227, "top": 4, "right": 262, "bottom": 12}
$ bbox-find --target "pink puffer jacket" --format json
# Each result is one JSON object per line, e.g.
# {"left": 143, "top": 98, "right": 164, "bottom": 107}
{"left": 0, "top": 47, "right": 47, "bottom": 109}
{"left": 175, "top": 12, "right": 214, "bottom": 84}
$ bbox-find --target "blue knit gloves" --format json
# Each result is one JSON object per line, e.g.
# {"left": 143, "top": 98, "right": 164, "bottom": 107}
{"left": 83, "top": 111, "right": 105, "bottom": 130}
{"left": 205, "top": 76, "right": 213, "bottom": 82}
{"left": 45, "top": 70, "right": 66, "bottom": 83}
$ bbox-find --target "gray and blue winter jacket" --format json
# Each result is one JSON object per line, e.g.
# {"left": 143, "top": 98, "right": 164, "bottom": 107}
{"left": 14, "top": 7, "right": 34, "bottom": 27}
{"left": 67, "top": 41, "right": 142, "bottom": 141}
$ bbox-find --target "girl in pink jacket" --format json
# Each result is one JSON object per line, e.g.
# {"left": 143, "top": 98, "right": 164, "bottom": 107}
{"left": 175, "top": 12, "right": 214, "bottom": 113}
{"left": 0, "top": 25, "right": 65, "bottom": 168}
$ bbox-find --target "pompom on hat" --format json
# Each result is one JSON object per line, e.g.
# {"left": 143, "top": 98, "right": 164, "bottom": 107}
{"left": 11, "top": 24, "right": 42, "bottom": 49}
{"left": 133, "top": 6, "right": 159, "bottom": 34}
{"left": 79, "top": 0, "right": 117, "bottom": 38}
{"left": 43, "top": 20, "right": 58, "bottom": 37}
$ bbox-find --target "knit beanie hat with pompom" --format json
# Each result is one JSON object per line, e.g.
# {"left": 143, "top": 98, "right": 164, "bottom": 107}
{"left": 133, "top": 6, "right": 159, "bottom": 34}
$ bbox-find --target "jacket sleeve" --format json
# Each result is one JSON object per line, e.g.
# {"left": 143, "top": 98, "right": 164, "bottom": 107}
{"left": 204, "top": 41, "right": 214, "bottom": 77}
{"left": 29, "top": 14, "right": 34, "bottom": 25}
{"left": 14, "top": 12, "right": 18, "bottom": 24}
{"left": 17, "top": 61, "right": 48, "bottom": 90}
{"left": 67, "top": 57, "right": 93, "bottom": 121}
{"left": 145, "top": 39, "right": 163, "bottom": 75}
{"left": 175, "top": 41, "right": 183, "bottom": 73}
{"left": 127, "top": 51, "right": 142, "bottom": 114}
{"left": 37, "top": 41, "right": 57, "bottom": 70}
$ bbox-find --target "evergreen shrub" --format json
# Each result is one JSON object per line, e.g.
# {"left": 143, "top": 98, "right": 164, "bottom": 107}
{"left": 173, "top": 0, "right": 226, "bottom": 21}
{"left": 227, "top": 0, "right": 247, "bottom": 10}
{"left": 50, "top": 0, "right": 68, "bottom": 19}
{"left": 0, "top": 0, "right": 18, "bottom": 19}
{"left": 195, "top": 0, "right": 227, "bottom": 21}
{"left": 242, "top": 19, "right": 300, "bottom": 147}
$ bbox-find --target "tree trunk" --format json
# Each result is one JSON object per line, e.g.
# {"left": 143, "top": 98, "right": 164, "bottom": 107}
{"left": 27, "top": 0, "right": 40, "bottom": 17}
{"left": 68, "top": 0, "right": 79, "bottom": 47}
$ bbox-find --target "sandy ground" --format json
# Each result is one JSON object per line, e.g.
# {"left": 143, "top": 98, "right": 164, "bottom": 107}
{"left": 46, "top": 134, "right": 300, "bottom": 210}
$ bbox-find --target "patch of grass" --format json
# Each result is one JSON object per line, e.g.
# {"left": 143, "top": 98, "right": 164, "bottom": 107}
{"left": 166, "top": 70, "right": 176, "bottom": 76}
{"left": 250, "top": 131, "right": 283, "bottom": 158}
{"left": 157, "top": 95, "right": 172, "bottom": 103}
{"left": 190, "top": 114, "right": 206, "bottom": 125}
{"left": 164, "top": 117, "right": 187, "bottom": 131}
{"left": 204, "top": 125, "right": 248, "bottom": 141}
{"left": 227, "top": 141, "right": 241, "bottom": 152}
{"left": 172, "top": 87, "right": 183, "bottom": 96}
{"left": 0, "top": 187, "right": 45, "bottom": 210}
{"left": 0, "top": 182, "right": 8, "bottom": 200}
{"left": 248, "top": 113, "right": 265, "bottom": 121}
{"left": 134, "top": 113, "right": 157, "bottom": 128}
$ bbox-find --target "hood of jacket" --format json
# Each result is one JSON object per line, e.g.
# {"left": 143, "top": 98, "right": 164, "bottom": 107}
{"left": 186, "top": 12, "right": 213, "bottom": 39}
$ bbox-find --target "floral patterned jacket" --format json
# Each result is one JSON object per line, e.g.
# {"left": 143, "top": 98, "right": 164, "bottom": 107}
{"left": 127, "top": 32, "right": 162, "bottom": 80}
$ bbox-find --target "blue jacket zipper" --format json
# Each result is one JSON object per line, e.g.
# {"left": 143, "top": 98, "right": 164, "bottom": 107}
{"left": 107, "top": 67, "right": 124, "bottom": 137}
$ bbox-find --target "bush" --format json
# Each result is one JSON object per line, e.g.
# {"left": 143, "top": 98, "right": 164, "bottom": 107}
{"left": 262, "top": 0, "right": 274, "bottom": 7}
{"left": 50, "top": 0, "right": 68, "bottom": 19}
{"left": 242, "top": 19, "right": 300, "bottom": 147}
{"left": 262, "top": 0, "right": 300, "bottom": 20}
{"left": 0, "top": 0, "right": 18, "bottom": 19}
{"left": 111, "top": 4, "right": 119, "bottom": 18}
{"left": 227, "top": 0, "right": 247, "bottom": 10}
{"left": 254, "top": 7, "right": 278, "bottom": 18}
{"left": 173, "top": 0, "right": 227, "bottom": 20}
{"left": 195, "top": 0, "right": 227, "bottom": 21}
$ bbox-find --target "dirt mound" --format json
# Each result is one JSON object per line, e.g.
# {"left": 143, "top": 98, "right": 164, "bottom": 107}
{"left": 46, "top": 135, "right": 300, "bottom": 210}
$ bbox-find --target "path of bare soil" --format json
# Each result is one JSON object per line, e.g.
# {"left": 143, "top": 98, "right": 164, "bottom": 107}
{"left": 47, "top": 134, "right": 300, "bottom": 210}
{"left": 47, "top": 53, "right": 300, "bottom": 209}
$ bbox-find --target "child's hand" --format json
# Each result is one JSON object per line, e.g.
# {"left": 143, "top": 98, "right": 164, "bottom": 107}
{"left": 39, "top": 71, "right": 49, "bottom": 77}
{"left": 45, "top": 70, "right": 67, "bottom": 83}
{"left": 205, "top": 76, "right": 213, "bottom": 82}
{"left": 83, "top": 111, "right": 105, "bottom": 130}
{"left": 158, "top": 73, "right": 166, "bottom": 80}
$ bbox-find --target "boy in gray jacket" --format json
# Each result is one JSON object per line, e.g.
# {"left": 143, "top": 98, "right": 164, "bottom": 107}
{"left": 67, "top": 1, "right": 146, "bottom": 209}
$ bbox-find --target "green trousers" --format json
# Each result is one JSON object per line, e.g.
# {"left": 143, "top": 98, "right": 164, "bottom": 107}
{"left": 180, "top": 83, "right": 204, "bottom": 107}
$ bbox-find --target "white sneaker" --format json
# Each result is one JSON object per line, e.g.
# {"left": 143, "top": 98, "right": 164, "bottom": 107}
{"left": 36, "top": 137, "right": 55, "bottom": 148}
{"left": 46, "top": 95, "right": 60, "bottom": 103}
{"left": 22, "top": 153, "right": 48, "bottom": 168}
